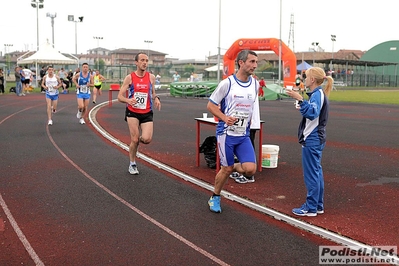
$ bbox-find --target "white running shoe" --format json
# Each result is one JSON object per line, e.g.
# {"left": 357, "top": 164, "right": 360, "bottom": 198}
{"left": 48, "top": 120, "right": 53, "bottom": 126}
{"left": 76, "top": 110, "right": 82, "bottom": 119}
{"left": 79, "top": 118, "right": 85, "bottom": 124}
{"left": 229, "top": 172, "right": 241, "bottom": 179}
{"left": 128, "top": 164, "right": 139, "bottom": 175}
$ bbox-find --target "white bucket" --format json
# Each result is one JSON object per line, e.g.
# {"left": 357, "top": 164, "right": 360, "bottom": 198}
{"left": 262, "top": 145, "right": 280, "bottom": 168}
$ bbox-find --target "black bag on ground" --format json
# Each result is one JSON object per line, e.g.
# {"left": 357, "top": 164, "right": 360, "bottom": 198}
{"left": 199, "top": 136, "right": 217, "bottom": 169}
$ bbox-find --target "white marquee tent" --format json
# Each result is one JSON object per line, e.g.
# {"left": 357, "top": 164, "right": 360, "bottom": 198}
{"left": 18, "top": 41, "right": 78, "bottom": 66}
{"left": 205, "top": 63, "right": 224, "bottom": 72}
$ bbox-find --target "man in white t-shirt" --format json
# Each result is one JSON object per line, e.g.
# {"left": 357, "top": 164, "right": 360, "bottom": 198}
{"left": 22, "top": 66, "right": 33, "bottom": 95}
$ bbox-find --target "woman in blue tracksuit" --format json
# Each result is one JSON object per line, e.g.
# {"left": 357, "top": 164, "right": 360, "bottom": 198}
{"left": 285, "top": 67, "right": 333, "bottom": 217}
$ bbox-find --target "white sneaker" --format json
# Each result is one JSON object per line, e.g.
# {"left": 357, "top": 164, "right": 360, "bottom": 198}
{"left": 128, "top": 164, "right": 139, "bottom": 175}
{"left": 48, "top": 120, "right": 53, "bottom": 126}
{"left": 79, "top": 118, "right": 85, "bottom": 124}
{"left": 76, "top": 110, "right": 82, "bottom": 119}
{"left": 229, "top": 172, "right": 241, "bottom": 179}
{"left": 235, "top": 175, "right": 255, "bottom": 184}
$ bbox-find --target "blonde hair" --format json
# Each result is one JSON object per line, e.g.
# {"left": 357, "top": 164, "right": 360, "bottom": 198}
{"left": 305, "top": 67, "right": 333, "bottom": 97}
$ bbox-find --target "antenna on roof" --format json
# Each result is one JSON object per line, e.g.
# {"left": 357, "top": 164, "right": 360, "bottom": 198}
{"left": 287, "top": 13, "right": 295, "bottom": 52}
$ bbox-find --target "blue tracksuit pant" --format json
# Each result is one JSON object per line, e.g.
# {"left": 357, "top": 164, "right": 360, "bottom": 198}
{"left": 302, "top": 143, "right": 325, "bottom": 212}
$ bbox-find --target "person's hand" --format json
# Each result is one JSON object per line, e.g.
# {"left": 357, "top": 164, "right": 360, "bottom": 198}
{"left": 285, "top": 88, "right": 302, "bottom": 101}
{"left": 224, "top": 115, "right": 237, "bottom": 126}
{"left": 127, "top": 97, "right": 137, "bottom": 106}
{"left": 154, "top": 98, "right": 161, "bottom": 111}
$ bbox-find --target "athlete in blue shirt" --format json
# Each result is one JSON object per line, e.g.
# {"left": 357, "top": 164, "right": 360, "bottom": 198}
{"left": 73, "top": 63, "right": 93, "bottom": 125}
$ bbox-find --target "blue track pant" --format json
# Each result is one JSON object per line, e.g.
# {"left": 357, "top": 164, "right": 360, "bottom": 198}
{"left": 302, "top": 143, "right": 325, "bottom": 212}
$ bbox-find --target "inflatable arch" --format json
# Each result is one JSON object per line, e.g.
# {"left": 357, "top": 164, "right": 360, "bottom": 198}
{"left": 223, "top": 38, "right": 297, "bottom": 87}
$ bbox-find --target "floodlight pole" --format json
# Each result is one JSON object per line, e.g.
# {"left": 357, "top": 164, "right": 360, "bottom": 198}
{"left": 278, "top": 0, "right": 282, "bottom": 88}
{"left": 94, "top": 36, "right": 103, "bottom": 69}
{"left": 68, "top": 15, "right": 84, "bottom": 54}
{"left": 144, "top": 40, "right": 153, "bottom": 63}
{"left": 217, "top": 0, "right": 221, "bottom": 83}
{"left": 46, "top": 12, "right": 57, "bottom": 47}
{"left": 31, "top": 0, "right": 44, "bottom": 88}
{"left": 331, "top": 34, "right": 336, "bottom": 71}
{"left": 311, "top": 42, "right": 319, "bottom": 65}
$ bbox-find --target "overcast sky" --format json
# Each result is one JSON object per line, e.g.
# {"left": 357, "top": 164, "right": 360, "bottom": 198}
{"left": 2, "top": 0, "right": 398, "bottom": 59}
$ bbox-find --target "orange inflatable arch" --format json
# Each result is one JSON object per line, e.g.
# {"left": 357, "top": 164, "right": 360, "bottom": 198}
{"left": 223, "top": 38, "right": 297, "bottom": 87}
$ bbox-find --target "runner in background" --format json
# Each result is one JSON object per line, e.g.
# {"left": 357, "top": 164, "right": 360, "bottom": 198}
{"left": 73, "top": 63, "right": 93, "bottom": 125}
{"left": 92, "top": 69, "right": 106, "bottom": 104}
{"left": 42, "top": 65, "right": 62, "bottom": 125}
{"left": 258, "top": 77, "right": 265, "bottom": 97}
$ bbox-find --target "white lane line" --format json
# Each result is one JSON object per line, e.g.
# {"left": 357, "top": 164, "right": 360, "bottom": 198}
{"left": 46, "top": 112, "right": 230, "bottom": 266}
{"left": 0, "top": 104, "right": 43, "bottom": 124}
{"left": 89, "top": 100, "right": 399, "bottom": 264}
{"left": 0, "top": 104, "right": 46, "bottom": 266}
{"left": 0, "top": 194, "right": 45, "bottom": 266}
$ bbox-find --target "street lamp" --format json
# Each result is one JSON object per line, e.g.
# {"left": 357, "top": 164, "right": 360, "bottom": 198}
{"left": 46, "top": 12, "right": 57, "bottom": 48}
{"left": 4, "top": 44, "right": 13, "bottom": 55}
{"left": 144, "top": 40, "right": 152, "bottom": 62}
{"left": 93, "top": 36, "right": 103, "bottom": 69}
{"left": 311, "top": 42, "right": 319, "bottom": 65}
{"left": 217, "top": 0, "right": 221, "bottom": 83}
{"left": 68, "top": 15, "right": 84, "bottom": 54}
{"left": 4, "top": 44, "right": 13, "bottom": 87}
{"left": 331, "top": 34, "right": 336, "bottom": 71}
{"left": 31, "top": 0, "right": 44, "bottom": 88}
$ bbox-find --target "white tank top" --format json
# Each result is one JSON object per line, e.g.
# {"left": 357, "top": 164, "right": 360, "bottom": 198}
{"left": 45, "top": 75, "right": 59, "bottom": 96}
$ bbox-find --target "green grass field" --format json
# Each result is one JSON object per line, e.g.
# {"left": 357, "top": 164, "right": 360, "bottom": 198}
{"left": 328, "top": 89, "right": 399, "bottom": 105}
{"left": 2, "top": 81, "right": 398, "bottom": 105}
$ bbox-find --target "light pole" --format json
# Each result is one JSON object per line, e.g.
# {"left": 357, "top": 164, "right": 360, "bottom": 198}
{"left": 278, "top": 0, "right": 282, "bottom": 87}
{"left": 331, "top": 34, "right": 336, "bottom": 71}
{"left": 68, "top": 15, "right": 84, "bottom": 54}
{"left": 31, "top": 0, "right": 44, "bottom": 88}
{"left": 311, "top": 42, "right": 319, "bottom": 65}
{"left": 217, "top": 0, "right": 221, "bottom": 83}
{"left": 31, "top": 0, "right": 44, "bottom": 52}
{"left": 4, "top": 44, "right": 13, "bottom": 87}
{"left": 4, "top": 44, "right": 13, "bottom": 55}
{"left": 144, "top": 40, "right": 153, "bottom": 63}
{"left": 93, "top": 36, "right": 103, "bottom": 70}
{"left": 46, "top": 12, "right": 57, "bottom": 48}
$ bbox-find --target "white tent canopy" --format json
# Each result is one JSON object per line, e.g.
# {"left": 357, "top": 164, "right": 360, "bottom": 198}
{"left": 205, "top": 63, "right": 224, "bottom": 72}
{"left": 18, "top": 41, "right": 77, "bottom": 66}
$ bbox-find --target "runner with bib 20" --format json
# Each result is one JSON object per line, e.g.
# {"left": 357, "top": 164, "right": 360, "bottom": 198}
{"left": 117, "top": 52, "right": 161, "bottom": 175}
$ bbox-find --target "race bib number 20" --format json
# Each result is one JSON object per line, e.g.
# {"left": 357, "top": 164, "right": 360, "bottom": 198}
{"left": 133, "top": 92, "right": 148, "bottom": 109}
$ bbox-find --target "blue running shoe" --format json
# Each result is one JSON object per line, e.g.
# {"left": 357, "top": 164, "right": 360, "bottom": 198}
{"left": 208, "top": 196, "right": 221, "bottom": 213}
{"left": 317, "top": 207, "right": 324, "bottom": 214}
{"left": 292, "top": 203, "right": 317, "bottom": 217}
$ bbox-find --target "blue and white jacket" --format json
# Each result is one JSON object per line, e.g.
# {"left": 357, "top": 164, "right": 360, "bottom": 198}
{"left": 297, "top": 86, "right": 329, "bottom": 146}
